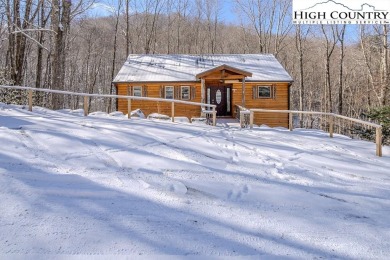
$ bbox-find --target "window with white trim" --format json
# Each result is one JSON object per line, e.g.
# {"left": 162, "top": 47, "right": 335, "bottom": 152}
{"left": 165, "top": 86, "right": 174, "bottom": 99}
{"left": 128, "top": 86, "right": 143, "bottom": 96}
{"left": 181, "top": 86, "right": 190, "bottom": 100}
{"left": 133, "top": 86, "right": 142, "bottom": 97}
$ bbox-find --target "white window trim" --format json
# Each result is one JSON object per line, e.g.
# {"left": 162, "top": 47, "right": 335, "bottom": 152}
{"left": 181, "top": 86, "right": 190, "bottom": 100}
{"left": 165, "top": 86, "right": 174, "bottom": 99}
{"left": 133, "top": 86, "right": 143, "bottom": 97}
{"left": 257, "top": 85, "right": 273, "bottom": 99}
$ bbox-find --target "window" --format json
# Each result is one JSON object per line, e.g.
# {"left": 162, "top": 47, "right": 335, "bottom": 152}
{"left": 252, "top": 85, "right": 275, "bottom": 99}
{"left": 133, "top": 86, "right": 142, "bottom": 97}
{"left": 128, "top": 86, "right": 143, "bottom": 97}
{"left": 252, "top": 85, "right": 276, "bottom": 99}
{"left": 165, "top": 86, "right": 174, "bottom": 99}
{"left": 181, "top": 86, "right": 190, "bottom": 100}
{"left": 258, "top": 86, "right": 272, "bottom": 98}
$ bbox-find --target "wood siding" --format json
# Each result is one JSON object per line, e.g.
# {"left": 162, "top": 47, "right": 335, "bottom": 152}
{"left": 116, "top": 83, "right": 202, "bottom": 119}
{"left": 231, "top": 82, "right": 290, "bottom": 128}
{"left": 116, "top": 81, "right": 290, "bottom": 127}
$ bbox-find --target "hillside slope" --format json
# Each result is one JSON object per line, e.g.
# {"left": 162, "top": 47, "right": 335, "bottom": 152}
{"left": 1, "top": 103, "right": 389, "bottom": 258}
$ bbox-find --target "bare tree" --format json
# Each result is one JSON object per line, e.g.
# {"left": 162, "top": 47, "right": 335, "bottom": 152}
{"left": 337, "top": 24, "right": 346, "bottom": 115}
{"left": 125, "top": 0, "right": 130, "bottom": 57}
{"left": 360, "top": 25, "right": 384, "bottom": 106}
{"left": 321, "top": 25, "right": 338, "bottom": 113}
{"left": 106, "top": 0, "right": 123, "bottom": 113}
{"left": 140, "top": 0, "right": 165, "bottom": 54}
{"left": 235, "top": 0, "right": 292, "bottom": 56}
{"left": 1, "top": 0, "right": 388, "bottom": 120}
{"left": 235, "top": 0, "right": 266, "bottom": 53}
{"left": 34, "top": 0, "right": 50, "bottom": 105}
{"left": 295, "top": 25, "right": 310, "bottom": 127}
{"left": 271, "top": 0, "right": 292, "bottom": 57}
{"left": 174, "top": 0, "right": 190, "bottom": 53}
{"left": 202, "top": 0, "right": 220, "bottom": 54}
{"left": 379, "top": 25, "right": 389, "bottom": 106}
{"left": 51, "top": 0, "right": 72, "bottom": 109}
{"left": 5, "top": 0, "right": 40, "bottom": 86}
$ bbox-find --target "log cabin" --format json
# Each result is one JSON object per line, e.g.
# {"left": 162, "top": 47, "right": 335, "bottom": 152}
{"left": 113, "top": 54, "right": 293, "bottom": 127}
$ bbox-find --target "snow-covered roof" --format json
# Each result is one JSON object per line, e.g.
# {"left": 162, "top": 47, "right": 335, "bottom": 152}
{"left": 113, "top": 54, "right": 293, "bottom": 83}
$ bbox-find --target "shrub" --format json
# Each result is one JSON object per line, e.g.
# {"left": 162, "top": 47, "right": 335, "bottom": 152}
{"left": 358, "top": 106, "right": 390, "bottom": 145}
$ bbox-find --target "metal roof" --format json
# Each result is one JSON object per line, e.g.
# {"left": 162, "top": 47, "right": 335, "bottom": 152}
{"left": 113, "top": 54, "right": 293, "bottom": 83}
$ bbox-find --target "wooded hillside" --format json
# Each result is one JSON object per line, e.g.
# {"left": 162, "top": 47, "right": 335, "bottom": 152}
{"left": 0, "top": 0, "right": 389, "bottom": 118}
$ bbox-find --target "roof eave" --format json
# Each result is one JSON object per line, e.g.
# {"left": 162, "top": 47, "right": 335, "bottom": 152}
{"left": 112, "top": 80, "right": 200, "bottom": 84}
{"left": 113, "top": 79, "right": 294, "bottom": 84}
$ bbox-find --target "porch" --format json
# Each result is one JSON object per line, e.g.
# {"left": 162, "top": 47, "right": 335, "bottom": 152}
{"left": 197, "top": 64, "right": 252, "bottom": 118}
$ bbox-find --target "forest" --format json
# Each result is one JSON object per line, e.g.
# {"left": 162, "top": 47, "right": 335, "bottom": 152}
{"left": 0, "top": 0, "right": 389, "bottom": 120}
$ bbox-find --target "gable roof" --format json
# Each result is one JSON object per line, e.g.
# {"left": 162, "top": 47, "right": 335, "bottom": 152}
{"left": 195, "top": 64, "right": 253, "bottom": 79}
{"left": 113, "top": 54, "right": 293, "bottom": 83}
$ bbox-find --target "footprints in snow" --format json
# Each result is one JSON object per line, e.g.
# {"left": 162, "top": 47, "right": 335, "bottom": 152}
{"left": 204, "top": 132, "right": 241, "bottom": 164}
{"left": 227, "top": 184, "right": 250, "bottom": 200}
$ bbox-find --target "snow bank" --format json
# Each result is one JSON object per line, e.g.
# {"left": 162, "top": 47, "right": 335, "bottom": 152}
{"left": 147, "top": 113, "right": 171, "bottom": 121}
{"left": 129, "top": 109, "right": 145, "bottom": 118}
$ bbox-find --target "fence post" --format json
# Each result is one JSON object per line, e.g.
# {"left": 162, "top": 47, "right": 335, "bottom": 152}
{"left": 212, "top": 106, "right": 216, "bottom": 126}
{"left": 28, "top": 89, "right": 33, "bottom": 112}
{"left": 250, "top": 111, "right": 254, "bottom": 129}
{"left": 329, "top": 115, "right": 334, "bottom": 138}
{"left": 84, "top": 96, "right": 88, "bottom": 116}
{"left": 289, "top": 112, "right": 293, "bottom": 131}
{"left": 171, "top": 102, "right": 175, "bottom": 122}
{"left": 239, "top": 111, "right": 243, "bottom": 128}
{"left": 376, "top": 127, "right": 382, "bottom": 157}
{"left": 127, "top": 98, "right": 131, "bottom": 119}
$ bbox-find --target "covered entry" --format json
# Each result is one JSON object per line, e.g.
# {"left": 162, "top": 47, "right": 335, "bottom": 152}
{"left": 196, "top": 64, "right": 252, "bottom": 117}
{"left": 206, "top": 84, "right": 232, "bottom": 116}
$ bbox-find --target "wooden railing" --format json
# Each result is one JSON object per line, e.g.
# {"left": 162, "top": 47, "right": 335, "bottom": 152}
{"left": 249, "top": 109, "right": 383, "bottom": 157}
{"left": 0, "top": 85, "right": 217, "bottom": 126}
{"left": 1, "top": 86, "right": 384, "bottom": 156}
{"left": 235, "top": 105, "right": 250, "bottom": 128}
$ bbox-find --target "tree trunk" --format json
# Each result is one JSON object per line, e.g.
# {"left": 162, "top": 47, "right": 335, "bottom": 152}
{"left": 381, "top": 25, "right": 389, "bottom": 106}
{"left": 338, "top": 25, "right": 346, "bottom": 115}
{"left": 107, "top": 0, "right": 121, "bottom": 113}
{"left": 51, "top": 0, "right": 71, "bottom": 110}
{"left": 295, "top": 25, "right": 306, "bottom": 127}
{"left": 5, "top": 0, "right": 35, "bottom": 103}
{"left": 126, "top": 0, "right": 130, "bottom": 57}
{"left": 35, "top": 1, "right": 49, "bottom": 106}
{"left": 321, "top": 25, "right": 337, "bottom": 113}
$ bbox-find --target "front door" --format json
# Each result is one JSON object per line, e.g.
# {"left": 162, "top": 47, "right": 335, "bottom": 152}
{"left": 207, "top": 84, "right": 232, "bottom": 116}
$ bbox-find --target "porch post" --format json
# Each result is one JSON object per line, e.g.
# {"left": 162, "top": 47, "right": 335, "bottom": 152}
{"left": 242, "top": 77, "right": 246, "bottom": 106}
{"left": 201, "top": 78, "right": 205, "bottom": 104}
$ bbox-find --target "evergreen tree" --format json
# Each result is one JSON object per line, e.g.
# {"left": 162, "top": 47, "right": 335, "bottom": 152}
{"left": 358, "top": 107, "right": 390, "bottom": 145}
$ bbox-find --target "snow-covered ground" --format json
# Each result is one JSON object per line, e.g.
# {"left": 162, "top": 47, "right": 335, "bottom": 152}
{"left": 1, "top": 103, "right": 389, "bottom": 259}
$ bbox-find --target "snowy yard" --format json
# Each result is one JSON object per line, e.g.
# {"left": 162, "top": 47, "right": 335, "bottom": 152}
{"left": 1, "top": 103, "right": 390, "bottom": 259}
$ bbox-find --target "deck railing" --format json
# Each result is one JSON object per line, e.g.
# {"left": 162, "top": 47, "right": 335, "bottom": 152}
{"left": 235, "top": 105, "right": 250, "bottom": 128}
{"left": 0, "top": 85, "right": 217, "bottom": 126}
{"left": 249, "top": 109, "right": 383, "bottom": 157}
